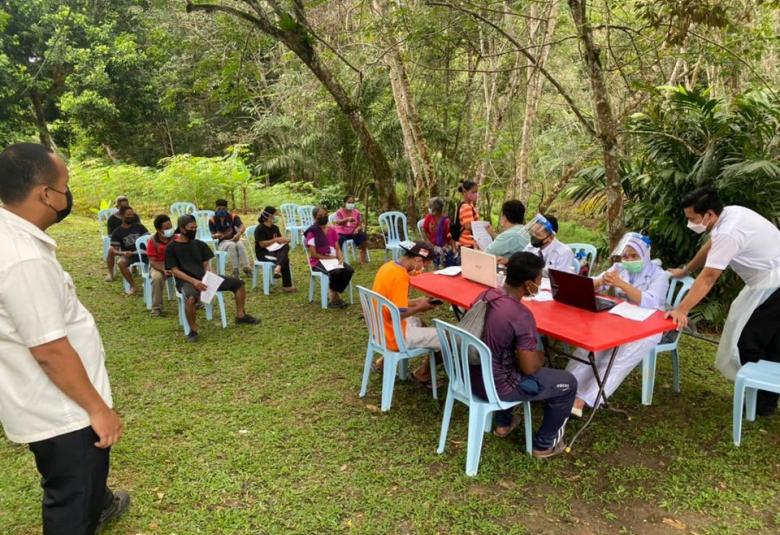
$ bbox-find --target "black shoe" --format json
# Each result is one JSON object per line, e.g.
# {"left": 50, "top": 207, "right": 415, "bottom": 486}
{"left": 756, "top": 390, "right": 778, "bottom": 417}
{"left": 236, "top": 314, "right": 260, "bottom": 325}
{"left": 186, "top": 331, "right": 199, "bottom": 343}
{"left": 95, "top": 490, "right": 130, "bottom": 533}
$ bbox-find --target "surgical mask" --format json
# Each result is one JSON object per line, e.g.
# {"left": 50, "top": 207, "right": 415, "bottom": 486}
{"left": 316, "top": 215, "right": 329, "bottom": 226}
{"left": 163, "top": 228, "right": 175, "bottom": 238}
{"left": 686, "top": 219, "right": 707, "bottom": 234}
{"left": 184, "top": 229, "right": 197, "bottom": 240}
{"left": 621, "top": 260, "right": 644, "bottom": 274}
{"left": 530, "top": 236, "right": 545, "bottom": 248}
{"left": 215, "top": 208, "right": 228, "bottom": 218}
{"left": 345, "top": 203, "right": 355, "bottom": 210}
{"left": 47, "top": 186, "right": 73, "bottom": 223}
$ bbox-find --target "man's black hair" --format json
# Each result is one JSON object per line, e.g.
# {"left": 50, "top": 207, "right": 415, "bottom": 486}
{"left": 178, "top": 214, "right": 196, "bottom": 230}
{"left": 505, "top": 252, "right": 545, "bottom": 287}
{"left": 344, "top": 193, "right": 355, "bottom": 203}
{"left": 215, "top": 198, "right": 228, "bottom": 207}
{"left": 681, "top": 186, "right": 724, "bottom": 216}
{"left": 542, "top": 214, "right": 559, "bottom": 233}
{"left": 501, "top": 200, "right": 526, "bottom": 225}
{"left": 118, "top": 205, "right": 134, "bottom": 216}
{"left": 153, "top": 214, "right": 171, "bottom": 230}
{"left": 0, "top": 143, "right": 59, "bottom": 204}
{"left": 259, "top": 206, "right": 277, "bottom": 223}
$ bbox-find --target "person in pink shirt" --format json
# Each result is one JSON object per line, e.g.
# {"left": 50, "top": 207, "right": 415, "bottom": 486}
{"left": 333, "top": 194, "right": 368, "bottom": 264}
{"left": 305, "top": 206, "right": 355, "bottom": 308}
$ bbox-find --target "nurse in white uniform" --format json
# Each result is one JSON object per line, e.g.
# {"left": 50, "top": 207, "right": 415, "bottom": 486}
{"left": 568, "top": 232, "right": 670, "bottom": 416}
{"left": 523, "top": 214, "right": 576, "bottom": 274}
{"left": 667, "top": 187, "right": 780, "bottom": 416}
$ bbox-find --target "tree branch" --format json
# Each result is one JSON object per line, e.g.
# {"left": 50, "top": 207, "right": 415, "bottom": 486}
{"left": 186, "top": 1, "right": 284, "bottom": 40}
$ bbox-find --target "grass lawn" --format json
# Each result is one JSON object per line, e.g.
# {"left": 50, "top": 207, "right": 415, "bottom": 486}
{"left": 1, "top": 215, "right": 779, "bottom": 534}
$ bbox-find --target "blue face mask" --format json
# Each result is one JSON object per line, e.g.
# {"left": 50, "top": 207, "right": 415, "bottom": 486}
{"left": 216, "top": 208, "right": 228, "bottom": 218}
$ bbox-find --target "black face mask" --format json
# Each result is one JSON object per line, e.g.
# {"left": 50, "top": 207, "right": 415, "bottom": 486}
{"left": 48, "top": 187, "right": 73, "bottom": 223}
{"left": 316, "top": 215, "right": 329, "bottom": 226}
{"left": 124, "top": 216, "right": 138, "bottom": 225}
{"left": 530, "top": 236, "right": 546, "bottom": 248}
{"left": 184, "top": 229, "right": 197, "bottom": 240}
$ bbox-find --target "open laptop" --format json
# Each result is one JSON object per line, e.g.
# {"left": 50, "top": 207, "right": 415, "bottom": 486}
{"left": 548, "top": 268, "right": 616, "bottom": 312}
{"left": 461, "top": 247, "right": 499, "bottom": 288}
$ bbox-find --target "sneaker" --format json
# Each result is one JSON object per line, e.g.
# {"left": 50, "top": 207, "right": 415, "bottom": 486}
{"left": 124, "top": 286, "right": 135, "bottom": 296}
{"left": 95, "top": 490, "right": 130, "bottom": 533}
{"left": 150, "top": 309, "right": 161, "bottom": 318}
{"left": 328, "top": 301, "right": 343, "bottom": 309}
{"left": 532, "top": 441, "right": 566, "bottom": 460}
{"left": 236, "top": 314, "right": 260, "bottom": 325}
{"left": 186, "top": 331, "right": 199, "bottom": 343}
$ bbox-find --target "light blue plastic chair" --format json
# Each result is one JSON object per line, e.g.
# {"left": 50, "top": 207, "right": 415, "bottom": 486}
{"left": 567, "top": 243, "right": 598, "bottom": 273}
{"left": 304, "top": 246, "right": 353, "bottom": 309}
{"left": 135, "top": 235, "right": 175, "bottom": 310}
{"left": 733, "top": 361, "right": 780, "bottom": 446}
{"left": 280, "top": 203, "right": 303, "bottom": 247}
{"left": 118, "top": 233, "right": 147, "bottom": 294}
{"left": 357, "top": 286, "right": 437, "bottom": 411}
{"left": 190, "top": 209, "right": 227, "bottom": 276}
{"left": 433, "top": 319, "right": 532, "bottom": 476}
{"left": 378, "top": 211, "right": 409, "bottom": 261}
{"left": 298, "top": 204, "right": 315, "bottom": 229}
{"left": 98, "top": 208, "right": 118, "bottom": 261}
{"left": 641, "top": 275, "right": 694, "bottom": 405}
{"left": 170, "top": 202, "right": 197, "bottom": 219}
{"left": 245, "top": 224, "right": 292, "bottom": 295}
{"left": 173, "top": 284, "right": 227, "bottom": 335}
{"left": 328, "top": 213, "right": 370, "bottom": 265}
{"left": 417, "top": 218, "right": 425, "bottom": 240}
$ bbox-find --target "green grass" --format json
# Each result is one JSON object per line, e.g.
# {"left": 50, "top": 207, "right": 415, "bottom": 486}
{"left": 1, "top": 215, "right": 779, "bottom": 534}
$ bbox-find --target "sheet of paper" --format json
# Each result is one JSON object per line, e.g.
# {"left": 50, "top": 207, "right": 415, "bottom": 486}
{"left": 200, "top": 271, "right": 224, "bottom": 305}
{"left": 319, "top": 259, "right": 343, "bottom": 272}
{"left": 530, "top": 291, "right": 554, "bottom": 302}
{"left": 471, "top": 221, "right": 493, "bottom": 251}
{"left": 435, "top": 266, "right": 462, "bottom": 276}
{"left": 266, "top": 242, "right": 284, "bottom": 252}
{"left": 540, "top": 277, "right": 551, "bottom": 291}
{"left": 608, "top": 302, "right": 656, "bottom": 322}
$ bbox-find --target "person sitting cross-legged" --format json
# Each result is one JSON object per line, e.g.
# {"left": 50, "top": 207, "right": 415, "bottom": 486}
{"left": 304, "top": 206, "right": 355, "bottom": 309}
{"left": 209, "top": 198, "right": 251, "bottom": 279}
{"left": 254, "top": 206, "right": 296, "bottom": 292}
{"left": 372, "top": 240, "right": 442, "bottom": 387}
{"left": 473, "top": 251, "right": 577, "bottom": 459}
{"left": 146, "top": 214, "right": 175, "bottom": 317}
{"left": 166, "top": 214, "right": 259, "bottom": 343}
{"left": 109, "top": 205, "right": 148, "bottom": 295}
{"left": 104, "top": 195, "right": 129, "bottom": 282}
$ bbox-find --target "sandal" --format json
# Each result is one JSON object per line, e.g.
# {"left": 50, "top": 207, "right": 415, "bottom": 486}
{"left": 410, "top": 373, "right": 433, "bottom": 390}
{"left": 372, "top": 361, "right": 383, "bottom": 375}
{"left": 493, "top": 415, "right": 521, "bottom": 438}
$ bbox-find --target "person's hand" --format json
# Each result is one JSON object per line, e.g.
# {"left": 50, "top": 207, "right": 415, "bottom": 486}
{"left": 164, "top": 270, "right": 172, "bottom": 277}
{"left": 90, "top": 406, "right": 123, "bottom": 448}
{"left": 417, "top": 300, "right": 435, "bottom": 312}
{"left": 602, "top": 271, "right": 624, "bottom": 288}
{"left": 194, "top": 281, "right": 208, "bottom": 292}
{"left": 214, "top": 232, "right": 223, "bottom": 240}
{"left": 668, "top": 267, "right": 687, "bottom": 278}
{"left": 665, "top": 308, "right": 689, "bottom": 331}
{"left": 496, "top": 256, "right": 508, "bottom": 266}
{"left": 232, "top": 234, "right": 241, "bottom": 242}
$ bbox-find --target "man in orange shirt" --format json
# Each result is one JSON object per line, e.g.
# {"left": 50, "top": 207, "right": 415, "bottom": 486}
{"left": 372, "top": 241, "right": 441, "bottom": 386}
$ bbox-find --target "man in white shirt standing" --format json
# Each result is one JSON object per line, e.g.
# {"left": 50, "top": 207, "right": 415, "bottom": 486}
{"left": 0, "top": 143, "right": 129, "bottom": 533}
{"left": 667, "top": 186, "right": 780, "bottom": 416}
{"left": 523, "top": 214, "right": 576, "bottom": 274}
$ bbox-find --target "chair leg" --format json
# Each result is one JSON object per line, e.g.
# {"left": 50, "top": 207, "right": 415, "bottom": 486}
{"left": 642, "top": 350, "right": 658, "bottom": 406}
{"left": 733, "top": 377, "right": 746, "bottom": 446}
{"left": 437, "top": 391, "right": 455, "bottom": 454}
{"left": 746, "top": 386, "right": 758, "bottom": 422}
{"left": 522, "top": 402, "right": 533, "bottom": 455}
{"left": 465, "top": 405, "right": 487, "bottom": 476}
{"left": 320, "top": 276, "right": 329, "bottom": 309}
{"left": 359, "top": 346, "right": 374, "bottom": 398}
{"left": 216, "top": 293, "right": 227, "bottom": 328}
{"left": 381, "top": 356, "right": 399, "bottom": 412}
{"left": 397, "top": 360, "right": 409, "bottom": 381}
{"left": 308, "top": 274, "right": 315, "bottom": 303}
{"left": 262, "top": 264, "right": 271, "bottom": 295}
{"left": 428, "top": 352, "right": 438, "bottom": 401}
{"left": 671, "top": 348, "right": 681, "bottom": 394}
{"left": 178, "top": 297, "right": 191, "bottom": 335}
{"left": 252, "top": 264, "right": 258, "bottom": 290}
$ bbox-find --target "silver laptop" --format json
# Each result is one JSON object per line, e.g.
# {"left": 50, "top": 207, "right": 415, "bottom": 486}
{"left": 461, "top": 247, "right": 498, "bottom": 288}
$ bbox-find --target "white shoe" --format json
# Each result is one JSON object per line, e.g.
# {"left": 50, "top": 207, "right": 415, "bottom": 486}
{"left": 570, "top": 406, "right": 583, "bottom": 418}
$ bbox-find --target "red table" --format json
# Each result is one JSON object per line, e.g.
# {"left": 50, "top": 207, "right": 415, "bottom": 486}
{"left": 410, "top": 272, "right": 676, "bottom": 440}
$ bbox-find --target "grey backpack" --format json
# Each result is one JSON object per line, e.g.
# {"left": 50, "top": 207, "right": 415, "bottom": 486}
{"left": 458, "top": 290, "right": 496, "bottom": 365}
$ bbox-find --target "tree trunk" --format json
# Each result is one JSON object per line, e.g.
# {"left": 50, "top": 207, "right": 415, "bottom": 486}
{"left": 511, "top": 0, "right": 560, "bottom": 202}
{"left": 30, "top": 91, "right": 55, "bottom": 150}
{"left": 568, "top": 0, "right": 624, "bottom": 248}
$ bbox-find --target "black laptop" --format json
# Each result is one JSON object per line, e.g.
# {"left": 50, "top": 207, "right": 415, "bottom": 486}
{"left": 548, "top": 269, "right": 617, "bottom": 312}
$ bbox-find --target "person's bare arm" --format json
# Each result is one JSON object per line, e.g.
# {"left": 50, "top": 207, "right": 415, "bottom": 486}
{"left": 170, "top": 266, "right": 207, "bottom": 290}
{"left": 515, "top": 349, "right": 544, "bottom": 375}
{"left": 670, "top": 241, "right": 711, "bottom": 277}
{"left": 307, "top": 243, "right": 337, "bottom": 260}
{"left": 149, "top": 259, "right": 166, "bottom": 272}
{"left": 666, "top": 267, "right": 722, "bottom": 329}
{"left": 29, "top": 338, "right": 122, "bottom": 448}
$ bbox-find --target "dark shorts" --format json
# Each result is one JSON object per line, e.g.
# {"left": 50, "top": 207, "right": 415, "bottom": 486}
{"left": 119, "top": 254, "right": 140, "bottom": 265}
{"left": 179, "top": 276, "right": 244, "bottom": 301}
{"left": 338, "top": 232, "right": 367, "bottom": 248}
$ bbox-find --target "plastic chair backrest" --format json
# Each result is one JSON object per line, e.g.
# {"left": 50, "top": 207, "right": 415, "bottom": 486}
{"left": 245, "top": 224, "right": 258, "bottom": 261}
{"left": 357, "top": 286, "right": 412, "bottom": 354}
{"left": 97, "top": 208, "right": 118, "bottom": 237}
{"left": 193, "top": 210, "right": 214, "bottom": 241}
{"left": 378, "top": 211, "right": 409, "bottom": 245}
{"left": 417, "top": 218, "right": 425, "bottom": 240}
{"left": 298, "top": 205, "right": 316, "bottom": 229}
{"left": 666, "top": 276, "right": 694, "bottom": 309}
{"left": 328, "top": 213, "right": 338, "bottom": 225}
{"left": 433, "top": 319, "right": 501, "bottom": 405}
{"left": 170, "top": 202, "right": 197, "bottom": 218}
{"left": 134, "top": 235, "right": 151, "bottom": 274}
{"left": 567, "top": 243, "right": 598, "bottom": 271}
{"left": 280, "top": 203, "right": 300, "bottom": 227}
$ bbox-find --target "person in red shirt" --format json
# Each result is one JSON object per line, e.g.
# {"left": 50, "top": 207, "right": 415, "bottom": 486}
{"left": 422, "top": 197, "right": 455, "bottom": 267}
{"left": 146, "top": 215, "right": 174, "bottom": 317}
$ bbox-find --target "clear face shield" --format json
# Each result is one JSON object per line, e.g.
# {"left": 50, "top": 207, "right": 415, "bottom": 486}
{"left": 610, "top": 232, "right": 651, "bottom": 259}
{"left": 524, "top": 214, "right": 553, "bottom": 242}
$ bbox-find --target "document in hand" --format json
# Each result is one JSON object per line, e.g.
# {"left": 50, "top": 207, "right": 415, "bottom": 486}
{"left": 266, "top": 242, "right": 284, "bottom": 252}
{"left": 608, "top": 302, "right": 656, "bottom": 322}
{"left": 200, "top": 271, "right": 224, "bottom": 305}
{"left": 319, "top": 259, "right": 343, "bottom": 272}
{"left": 471, "top": 221, "right": 493, "bottom": 251}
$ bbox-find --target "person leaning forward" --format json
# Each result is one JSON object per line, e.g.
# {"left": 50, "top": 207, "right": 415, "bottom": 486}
{"left": 0, "top": 143, "right": 130, "bottom": 534}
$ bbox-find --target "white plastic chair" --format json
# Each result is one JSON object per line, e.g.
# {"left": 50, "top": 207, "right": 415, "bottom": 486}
{"left": 567, "top": 243, "right": 598, "bottom": 273}
{"left": 135, "top": 235, "right": 175, "bottom": 310}
{"left": 733, "top": 361, "right": 780, "bottom": 446}
{"left": 97, "top": 208, "right": 118, "bottom": 260}
{"left": 245, "top": 224, "right": 292, "bottom": 295}
{"left": 170, "top": 202, "right": 197, "bottom": 219}
{"left": 357, "top": 286, "right": 437, "bottom": 411}
{"left": 304, "top": 245, "right": 353, "bottom": 309}
{"left": 378, "top": 211, "right": 409, "bottom": 261}
{"left": 174, "top": 286, "right": 227, "bottom": 335}
{"left": 190, "top": 209, "right": 226, "bottom": 276}
{"left": 280, "top": 203, "right": 303, "bottom": 247}
{"left": 328, "top": 213, "right": 370, "bottom": 265}
{"left": 417, "top": 218, "right": 425, "bottom": 240}
{"left": 118, "top": 233, "right": 146, "bottom": 294}
{"left": 641, "top": 275, "right": 695, "bottom": 405}
{"left": 434, "top": 319, "right": 532, "bottom": 475}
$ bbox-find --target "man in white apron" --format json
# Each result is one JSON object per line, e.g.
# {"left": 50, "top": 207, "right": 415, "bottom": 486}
{"left": 667, "top": 187, "right": 780, "bottom": 415}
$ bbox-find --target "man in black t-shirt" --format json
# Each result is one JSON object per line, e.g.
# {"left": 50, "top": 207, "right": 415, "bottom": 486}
{"left": 166, "top": 214, "right": 259, "bottom": 343}
{"left": 208, "top": 199, "right": 250, "bottom": 279}
{"left": 254, "top": 206, "right": 295, "bottom": 291}
{"left": 109, "top": 206, "right": 148, "bottom": 295}
{"left": 105, "top": 195, "right": 129, "bottom": 282}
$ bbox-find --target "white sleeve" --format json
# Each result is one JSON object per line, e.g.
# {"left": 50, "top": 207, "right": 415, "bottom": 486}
{"left": 0, "top": 259, "right": 67, "bottom": 347}
{"left": 705, "top": 234, "right": 739, "bottom": 271}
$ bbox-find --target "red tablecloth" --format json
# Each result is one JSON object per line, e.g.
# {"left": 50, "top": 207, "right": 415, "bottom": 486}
{"left": 410, "top": 272, "right": 677, "bottom": 353}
